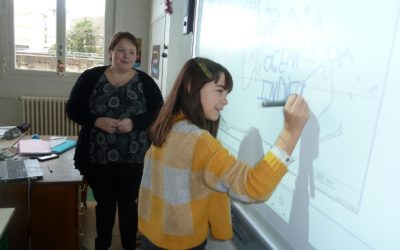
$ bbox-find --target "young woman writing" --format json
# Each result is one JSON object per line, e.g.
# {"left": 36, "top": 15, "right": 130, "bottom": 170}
{"left": 138, "top": 57, "right": 309, "bottom": 250}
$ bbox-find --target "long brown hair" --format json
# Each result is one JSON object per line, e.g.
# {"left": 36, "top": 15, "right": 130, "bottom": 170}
{"left": 149, "top": 57, "right": 233, "bottom": 147}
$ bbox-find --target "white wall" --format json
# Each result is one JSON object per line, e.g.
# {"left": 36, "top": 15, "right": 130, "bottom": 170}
{"left": 114, "top": 0, "right": 151, "bottom": 71}
{"left": 148, "top": 0, "right": 194, "bottom": 96}
{"left": 164, "top": 1, "right": 194, "bottom": 95}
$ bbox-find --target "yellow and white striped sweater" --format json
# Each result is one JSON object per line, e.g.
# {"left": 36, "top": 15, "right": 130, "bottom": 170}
{"left": 138, "top": 116, "right": 288, "bottom": 249}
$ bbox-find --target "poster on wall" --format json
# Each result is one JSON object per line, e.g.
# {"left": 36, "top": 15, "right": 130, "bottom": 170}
{"left": 151, "top": 45, "right": 160, "bottom": 79}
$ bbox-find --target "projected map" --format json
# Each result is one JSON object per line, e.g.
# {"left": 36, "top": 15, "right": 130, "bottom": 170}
{"left": 195, "top": 0, "right": 400, "bottom": 249}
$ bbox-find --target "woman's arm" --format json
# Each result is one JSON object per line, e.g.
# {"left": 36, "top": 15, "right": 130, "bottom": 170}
{"left": 201, "top": 95, "right": 309, "bottom": 202}
{"left": 66, "top": 68, "right": 101, "bottom": 127}
{"left": 198, "top": 133, "right": 287, "bottom": 202}
{"left": 275, "top": 95, "right": 309, "bottom": 155}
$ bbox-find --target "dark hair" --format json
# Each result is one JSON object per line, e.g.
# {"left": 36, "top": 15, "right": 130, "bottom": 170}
{"left": 149, "top": 57, "right": 233, "bottom": 146}
{"left": 108, "top": 32, "right": 138, "bottom": 60}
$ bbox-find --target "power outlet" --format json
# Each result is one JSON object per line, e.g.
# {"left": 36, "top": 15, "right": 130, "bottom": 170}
{"left": 183, "top": 15, "right": 189, "bottom": 34}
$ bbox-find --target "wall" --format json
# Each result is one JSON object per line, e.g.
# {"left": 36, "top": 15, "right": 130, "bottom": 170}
{"left": 164, "top": 1, "right": 194, "bottom": 94}
{"left": 114, "top": 0, "right": 151, "bottom": 71}
{"left": 148, "top": 0, "right": 194, "bottom": 96}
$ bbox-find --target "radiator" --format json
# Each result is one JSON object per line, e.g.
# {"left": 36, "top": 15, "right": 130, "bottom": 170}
{"left": 21, "top": 96, "right": 80, "bottom": 136}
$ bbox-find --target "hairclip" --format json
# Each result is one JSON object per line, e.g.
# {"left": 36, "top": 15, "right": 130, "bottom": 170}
{"left": 195, "top": 60, "right": 213, "bottom": 79}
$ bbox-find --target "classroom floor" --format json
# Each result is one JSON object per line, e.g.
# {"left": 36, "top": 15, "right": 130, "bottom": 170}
{"left": 79, "top": 188, "right": 140, "bottom": 250}
{"left": 79, "top": 201, "right": 126, "bottom": 250}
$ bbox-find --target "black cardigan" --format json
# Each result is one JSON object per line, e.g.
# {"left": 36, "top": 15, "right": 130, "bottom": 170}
{"left": 66, "top": 66, "right": 163, "bottom": 174}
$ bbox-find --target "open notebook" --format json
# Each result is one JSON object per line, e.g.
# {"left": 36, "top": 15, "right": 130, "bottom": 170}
{"left": 0, "top": 159, "right": 44, "bottom": 182}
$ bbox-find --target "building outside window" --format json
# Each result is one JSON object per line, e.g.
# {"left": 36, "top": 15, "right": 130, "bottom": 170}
{"left": 13, "top": 0, "right": 106, "bottom": 74}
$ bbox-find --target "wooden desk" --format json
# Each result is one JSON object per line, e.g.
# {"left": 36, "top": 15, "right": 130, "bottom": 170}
{"left": 0, "top": 141, "right": 82, "bottom": 250}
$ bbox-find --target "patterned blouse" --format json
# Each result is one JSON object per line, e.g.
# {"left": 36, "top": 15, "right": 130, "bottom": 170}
{"left": 88, "top": 73, "right": 149, "bottom": 164}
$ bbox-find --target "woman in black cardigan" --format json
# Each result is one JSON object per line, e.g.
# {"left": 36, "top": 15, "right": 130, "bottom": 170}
{"left": 67, "top": 31, "right": 163, "bottom": 250}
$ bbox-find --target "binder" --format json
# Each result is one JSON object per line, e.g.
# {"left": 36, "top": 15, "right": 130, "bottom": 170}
{"left": 51, "top": 139, "right": 76, "bottom": 154}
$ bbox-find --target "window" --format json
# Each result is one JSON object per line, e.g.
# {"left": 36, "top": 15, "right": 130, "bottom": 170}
{"left": 64, "top": 0, "right": 105, "bottom": 73}
{"left": 14, "top": 0, "right": 58, "bottom": 72}
{"left": 0, "top": 0, "right": 114, "bottom": 80}
{"left": 14, "top": 0, "right": 105, "bottom": 73}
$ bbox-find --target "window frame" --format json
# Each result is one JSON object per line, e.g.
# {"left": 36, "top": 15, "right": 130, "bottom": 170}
{"left": 0, "top": 0, "right": 115, "bottom": 84}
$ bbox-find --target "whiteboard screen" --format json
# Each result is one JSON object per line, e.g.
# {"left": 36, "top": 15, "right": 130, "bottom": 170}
{"left": 194, "top": 0, "right": 400, "bottom": 249}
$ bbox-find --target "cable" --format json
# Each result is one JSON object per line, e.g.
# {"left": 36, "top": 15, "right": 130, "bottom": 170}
{"left": 27, "top": 177, "right": 37, "bottom": 250}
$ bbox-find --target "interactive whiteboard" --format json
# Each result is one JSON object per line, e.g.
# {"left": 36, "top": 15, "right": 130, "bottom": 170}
{"left": 194, "top": 0, "right": 400, "bottom": 249}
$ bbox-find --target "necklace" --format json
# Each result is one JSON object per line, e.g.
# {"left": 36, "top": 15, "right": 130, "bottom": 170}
{"left": 107, "top": 67, "right": 135, "bottom": 86}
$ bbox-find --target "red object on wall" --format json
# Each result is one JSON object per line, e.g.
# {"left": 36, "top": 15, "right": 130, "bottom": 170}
{"left": 165, "top": 0, "right": 173, "bottom": 14}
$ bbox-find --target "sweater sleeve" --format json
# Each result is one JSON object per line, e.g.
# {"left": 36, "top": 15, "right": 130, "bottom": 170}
{"left": 195, "top": 131, "right": 288, "bottom": 202}
{"left": 66, "top": 67, "right": 103, "bottom": 126}
{"left": 130, "top": 70, "right": 164, "bottom": 131}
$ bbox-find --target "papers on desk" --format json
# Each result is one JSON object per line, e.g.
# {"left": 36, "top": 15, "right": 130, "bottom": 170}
{"left": 0, "top": 128, "right": 24, "bottom": 159}
{"left": 5, "top": 136, "right": 76, "bottom": 157}
{"left": 18, "top": 139, "right": 52, "bottom": 155}
{"left": 0, "top": 134, "right": 22, "bottom": 151}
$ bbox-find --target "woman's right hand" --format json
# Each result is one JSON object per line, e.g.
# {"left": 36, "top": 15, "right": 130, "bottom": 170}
{"left": 94, "top": 117, "right": 120, "bottom": 134}
{"left": 284, "top": 95, "right": 309, "bottom": 134}
{"left": 275, "top": 95, "right": 309, "bottom": 155}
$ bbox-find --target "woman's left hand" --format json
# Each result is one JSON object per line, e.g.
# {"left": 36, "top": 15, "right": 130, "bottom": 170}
{"left": 116, "top": 118, "right": 133, "bottom": 133}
